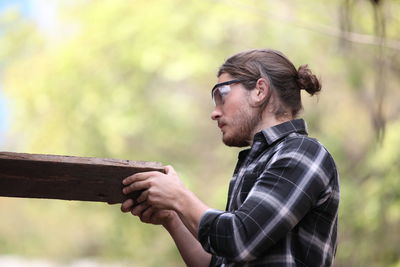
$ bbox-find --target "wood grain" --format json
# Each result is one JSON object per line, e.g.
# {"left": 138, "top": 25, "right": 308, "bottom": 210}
{"left": 0, "top": 152, "right": 164, "bottom": 204}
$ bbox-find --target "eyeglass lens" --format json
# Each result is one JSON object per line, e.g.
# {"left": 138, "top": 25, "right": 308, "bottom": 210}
{"left": 212, "top": 85, "right": 231, "bottom": 105}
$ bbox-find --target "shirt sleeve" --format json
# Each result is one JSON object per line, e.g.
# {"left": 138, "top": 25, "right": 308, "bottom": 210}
{"left": 198, "top": 137, "right": 336, "bottom": 262}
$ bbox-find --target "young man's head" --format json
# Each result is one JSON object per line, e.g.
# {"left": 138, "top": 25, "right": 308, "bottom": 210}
{"left": 211, "top": 49, "right": 321, "bottom": 147}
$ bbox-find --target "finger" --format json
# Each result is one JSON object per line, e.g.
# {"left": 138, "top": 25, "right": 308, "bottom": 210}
{"left": 136, "top": 190, "right": 149, "bottom": 204}
{"left": 123, "top": 180, "right": 150, "bottom": 195}
{"left": 122, "top": 171, "right": 160, "bottom": 185}
{"left": 121, "top": 198, "right": 135, "bottom": 212}
{"left": 164, "top": 165, "right": 177, "bottom": 175}
{"left": 131, "top": 202, "right": 150, "bottom": 216}
{"left": 140, "top": 206, "right": 156, "bottom": 222}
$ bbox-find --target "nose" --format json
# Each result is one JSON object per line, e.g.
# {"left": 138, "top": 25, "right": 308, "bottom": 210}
{"left": 211, "top": 106, "right": 222, "bottom": 121}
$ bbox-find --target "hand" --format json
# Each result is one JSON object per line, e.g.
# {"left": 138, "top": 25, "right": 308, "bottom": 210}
{"left": 122, "top": 165, "right": 185, "bottom": 212}
{"left": 122, "top": 165, "right": 209, "bottom": 237}
{"left": 121, "top": 198, "right": 177, "bottom": 226}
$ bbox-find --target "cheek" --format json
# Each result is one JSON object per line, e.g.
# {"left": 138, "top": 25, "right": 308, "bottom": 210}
{"left": 227, "top": 99, "right": 251, "bottom": 119}
{"left": 224, "top": 106, "right": 249, "bottom": 130}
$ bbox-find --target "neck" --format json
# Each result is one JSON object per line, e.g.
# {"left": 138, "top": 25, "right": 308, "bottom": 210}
{"left": 250, "top": 112, "right": 292, "bottom": 145}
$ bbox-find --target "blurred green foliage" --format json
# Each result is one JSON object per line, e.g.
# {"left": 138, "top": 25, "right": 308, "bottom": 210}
{"left": 0, "top": 0, "right": 399, "bottom": 266}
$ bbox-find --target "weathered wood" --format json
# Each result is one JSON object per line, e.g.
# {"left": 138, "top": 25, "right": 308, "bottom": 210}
{"left": 0, "top": 152, "right": 164, "bottom": 204}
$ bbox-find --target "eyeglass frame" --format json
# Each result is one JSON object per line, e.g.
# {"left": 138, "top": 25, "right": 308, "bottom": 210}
{"left": 211, "top": 79, "right": 243, "bottom": 106}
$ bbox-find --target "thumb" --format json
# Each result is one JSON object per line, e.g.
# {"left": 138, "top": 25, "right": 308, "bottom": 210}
{"left": 164, "top": 165, "right": 177, "bottom": 175}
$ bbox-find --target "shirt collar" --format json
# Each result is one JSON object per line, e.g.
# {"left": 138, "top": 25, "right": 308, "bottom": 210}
{"left": 237, "top": 119, "right": 308, "bottom": 161}
{"left": 254, "top": 118, "right": 308, "bottom": 145}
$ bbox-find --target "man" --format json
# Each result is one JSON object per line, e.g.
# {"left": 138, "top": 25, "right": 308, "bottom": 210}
{"left": 121, "top": 49, "right": 339, "bottom": 266}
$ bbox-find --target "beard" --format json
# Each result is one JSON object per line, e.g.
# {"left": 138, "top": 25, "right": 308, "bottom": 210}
{"left": 221, "top": 105, "right": 262, "bottom": 147}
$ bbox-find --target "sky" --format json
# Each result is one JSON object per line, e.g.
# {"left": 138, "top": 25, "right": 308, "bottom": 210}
{"left": 0, "top": 0, "right": 32, "bottom": 15}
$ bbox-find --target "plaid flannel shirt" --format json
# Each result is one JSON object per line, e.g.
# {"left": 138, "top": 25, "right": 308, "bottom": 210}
{"left": 198, "top": 119, "right": 339, "bottom": 267}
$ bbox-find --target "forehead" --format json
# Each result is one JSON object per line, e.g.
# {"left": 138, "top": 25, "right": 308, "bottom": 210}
{"left": 217, "top": 73, "right": 235, "bottom": 83}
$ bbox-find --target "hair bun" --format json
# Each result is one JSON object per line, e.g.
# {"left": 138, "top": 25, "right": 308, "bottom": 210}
{"left": 297, "top": 64, "right": 321, "bottom": 95}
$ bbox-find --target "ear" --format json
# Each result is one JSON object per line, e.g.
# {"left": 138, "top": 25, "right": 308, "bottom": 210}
{"left": 250, "top": 78, "right": 270, "bottom": 104}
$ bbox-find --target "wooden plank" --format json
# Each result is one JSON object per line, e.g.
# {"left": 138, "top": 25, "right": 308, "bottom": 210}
{"left": 0, "top": 152, "right": 164, "bottom": 204}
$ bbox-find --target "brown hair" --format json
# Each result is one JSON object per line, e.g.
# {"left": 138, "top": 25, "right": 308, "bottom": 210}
{"left": 218, "top": 49, "right": 321, "bottom": 117}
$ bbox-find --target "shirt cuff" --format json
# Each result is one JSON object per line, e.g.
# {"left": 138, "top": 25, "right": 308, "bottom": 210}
{"left": 198, "top": 208, "right": 224, "bottom": 253}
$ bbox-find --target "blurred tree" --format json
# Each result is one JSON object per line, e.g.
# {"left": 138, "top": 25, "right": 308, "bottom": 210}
{"left": 0, "top": 0, "right": 399, "bottom": 266}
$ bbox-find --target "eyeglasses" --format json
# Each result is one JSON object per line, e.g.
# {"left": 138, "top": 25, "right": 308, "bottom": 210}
{"left": 211, "top": 79, "right": 242, "bottom": 106}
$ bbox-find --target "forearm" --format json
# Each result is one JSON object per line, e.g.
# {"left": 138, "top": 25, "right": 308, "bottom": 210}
{"left": 174, "top": 188, "right": 210, "bottom": 239}
{"left": 164, "top": 212, "right": 211, "bottom": 267}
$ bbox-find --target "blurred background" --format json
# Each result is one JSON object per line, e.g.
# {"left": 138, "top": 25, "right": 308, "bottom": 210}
{"left": 0, "top": 0, "right": 399, "bottom": 266}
